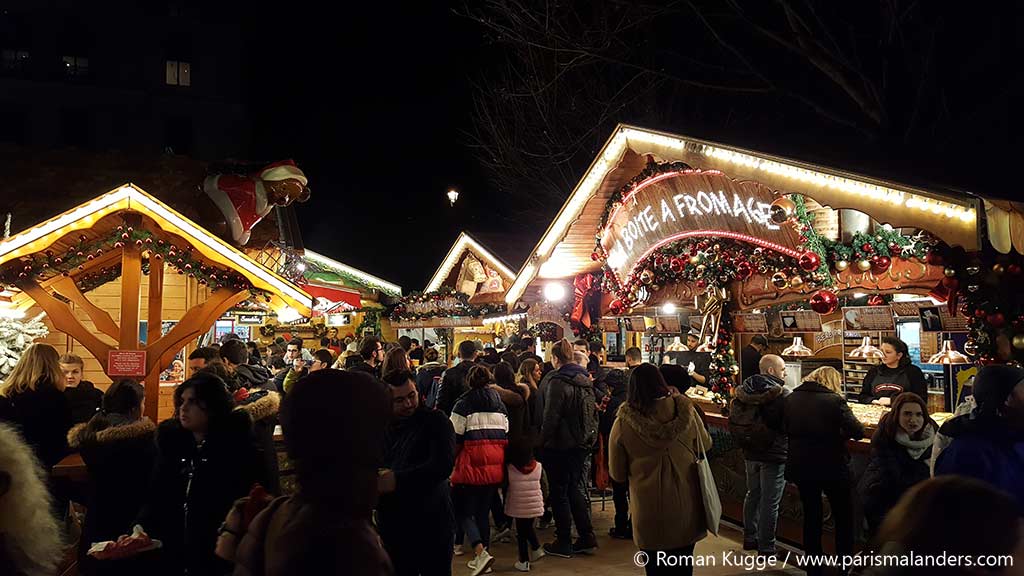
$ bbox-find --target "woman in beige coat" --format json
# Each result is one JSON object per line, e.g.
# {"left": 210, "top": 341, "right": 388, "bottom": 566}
{"left": 609, "top": 363, "right": 712, "bottom": 576}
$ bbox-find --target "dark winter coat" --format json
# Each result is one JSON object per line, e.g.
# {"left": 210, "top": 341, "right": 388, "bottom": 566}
{"left": 858, "top": 426, "right": 933, "bottom": 532}
{"left": 599, "top": 368, "right": 628, "bottom": 439}
{"left": 236, "top": 391, "right": 282, "bottom": 495}
{"left": 349, "top": 360, "right": 380, "bottom": 380}
{"left": 140, "top": 412, "right": 266, "bottom": 576}
{"left": 378, "top": 407, "right": 456, "bottom": 538}
{"left": 934, "top": 411, "right": 1024, "bottom": 508}
{"left": 68, "top": 417, "right": 157, "bottom": 558}
{"left": 0, "top": 379, "right": 73, "bottom": 469}
{"left": 450, "top": 387, "right": 508, "bottom": 486}
{"left": 541, "top": 363, "right": 599, "bottom": 452}
{"left": 783, "top": 381, "right": 864, "bottom": 483}
{"left": 65, "top": 380, "right": 104, "bottom": 425}
{"left": 234, "top": 364, "right": 273, "bottom": 391}
{"left": 415, "top": 361, "right": 446, "bottom": 400}
{"left": 858, "top": 363, "right": 928, "bottom": 404}
{"left": 729, "top": 373, "right": 788, "bottom": 464}
{"left": 492, "top": 384, "right": 529, "bottom": 460}
{"left": 436, "top": 359, "right": 475, "bottom": 416}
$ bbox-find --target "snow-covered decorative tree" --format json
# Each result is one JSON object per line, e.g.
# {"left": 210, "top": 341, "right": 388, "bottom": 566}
{"left": 0, "top": 313, "right": 49, "bottom": 379}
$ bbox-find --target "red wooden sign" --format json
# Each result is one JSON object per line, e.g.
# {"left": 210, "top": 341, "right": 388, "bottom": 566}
{"left": 108, "top": 350, "right": 148, "bottom": 377}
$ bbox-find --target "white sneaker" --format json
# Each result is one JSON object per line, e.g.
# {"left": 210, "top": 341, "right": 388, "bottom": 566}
{"left": 493, "top": 526, "right": 512, "bottom": 541}
{"left": 529, "top": 547, "right": 546, "bottom": 562}
{"left": 454, "top": 544, "right": 465, "bottom": 556}
{"left": 514, "top": 560, "right": 531, "bottom": 572}
{"left": 468, "top": 550, "right": 495, "bottom": 576}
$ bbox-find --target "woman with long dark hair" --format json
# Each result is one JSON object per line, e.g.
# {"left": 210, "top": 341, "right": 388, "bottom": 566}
{"left": 609, "top": 363, "right": 711, "bottom": 575}
{"left": 858, "top": 392, "right": 936, "bottom": 538}
{"left": 858, "top": 337, "right": 928, "bottom": 405}
{"left": 138, "top": 373, "right": 264, "bottom": 575}
{"left": 69, "top": 379, "right": 155, "bottom": 574}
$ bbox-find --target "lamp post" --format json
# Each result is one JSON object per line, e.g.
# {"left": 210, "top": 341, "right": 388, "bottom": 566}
{"left": 447, "top": 188, "right": 459, "bottom": 206}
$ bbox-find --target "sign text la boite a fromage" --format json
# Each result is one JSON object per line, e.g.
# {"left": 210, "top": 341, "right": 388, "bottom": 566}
{"left": 600, "top": 171, "right": 799, "bottom": 279}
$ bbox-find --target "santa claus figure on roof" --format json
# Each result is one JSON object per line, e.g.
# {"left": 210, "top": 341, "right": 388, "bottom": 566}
{"left": 202, "top": 160, "right": 311, "bottom": 246}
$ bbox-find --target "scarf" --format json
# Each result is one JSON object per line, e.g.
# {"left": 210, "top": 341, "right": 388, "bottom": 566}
{"left": 895, "top": 424, "right": 935, "bottom": 460}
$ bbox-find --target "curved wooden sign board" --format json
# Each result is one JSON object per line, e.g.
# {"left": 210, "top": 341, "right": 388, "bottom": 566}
{"left": 600, "top": 170, "right": 803, "bottom": 284}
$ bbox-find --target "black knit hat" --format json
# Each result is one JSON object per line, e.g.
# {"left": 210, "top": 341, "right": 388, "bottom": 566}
{"left": 973, "top": 365, "right": 1024, "bottom": 413}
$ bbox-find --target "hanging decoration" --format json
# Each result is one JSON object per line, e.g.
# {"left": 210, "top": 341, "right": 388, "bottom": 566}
{"left": 809, "top": 289, "right": 839, "bottom": 315}
{"left": 569, "top": 272, "right": 604, "bottom": 341}
{"left": 526, "top": 322, "right": 562, "bottom": 343}
{"left": 389, "top": 287, "right": 504, "bottom": 322}
{"left": 0, "top": 225, "right": 274, "bottom": 301}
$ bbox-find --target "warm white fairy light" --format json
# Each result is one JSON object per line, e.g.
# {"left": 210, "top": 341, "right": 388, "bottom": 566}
{"left": 481, "top": 312, "right": 528, "bottom": 325}
{"left": 504, "top": 124, "right": 979, "bottom": 306}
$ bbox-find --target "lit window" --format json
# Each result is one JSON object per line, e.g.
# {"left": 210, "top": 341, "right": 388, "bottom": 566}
{"left": 165, "top": 60, "right": 191, "bottom": 86}
{"left": 62, "top": 55, "right": 88, "bottom": 77}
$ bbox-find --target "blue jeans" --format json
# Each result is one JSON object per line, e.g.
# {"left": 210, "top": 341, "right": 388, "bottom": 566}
{"left": 743, "top": 460, "right": 786, "bottom": 554}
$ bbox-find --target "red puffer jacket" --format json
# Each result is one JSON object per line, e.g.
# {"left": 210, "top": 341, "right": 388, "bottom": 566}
{"left": 450, "top": 388, "right": 509, "bottom": 486}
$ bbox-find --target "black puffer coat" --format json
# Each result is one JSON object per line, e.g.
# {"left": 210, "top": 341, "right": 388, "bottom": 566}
{"left": 140, "top": 412, "right": 266, "bottom": 576}
{"left": 729, "top": 373, "right": 788, "bottom": 464}
{"left": 541, "top": 363, "right": 598, "bottom": 452}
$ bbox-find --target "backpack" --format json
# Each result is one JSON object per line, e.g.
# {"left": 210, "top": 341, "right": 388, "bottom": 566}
{"left": 728, "top": 398, "right": 776, "bottom": 453}
{"left": 564, "top": 377, "right": 599, "bottom": 449}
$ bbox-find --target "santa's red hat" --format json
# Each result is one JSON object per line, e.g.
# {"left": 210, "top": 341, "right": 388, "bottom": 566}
{"left": 260, "top": 160, "right": 308, "bottom": 186}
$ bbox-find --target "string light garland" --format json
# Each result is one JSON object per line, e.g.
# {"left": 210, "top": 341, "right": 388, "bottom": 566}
{"left": 0, "top": 224, "right": 274, "bottom": 301}
{"left": 390, "top": 287, "right": 505, "bottom": 322}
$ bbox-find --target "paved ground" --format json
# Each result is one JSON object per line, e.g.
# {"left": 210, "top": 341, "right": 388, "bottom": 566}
{"left": 452, "top": 502, "right": 806, "bottom": 575}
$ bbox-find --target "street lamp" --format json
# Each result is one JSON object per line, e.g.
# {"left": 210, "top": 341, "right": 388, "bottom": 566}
{"left": 447, "top": 188, "right": 459, "bottom": 206}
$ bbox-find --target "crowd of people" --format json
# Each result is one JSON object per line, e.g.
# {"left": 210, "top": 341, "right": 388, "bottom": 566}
{"left": 0, "top": 329, "right": 1022, "bottom": 576}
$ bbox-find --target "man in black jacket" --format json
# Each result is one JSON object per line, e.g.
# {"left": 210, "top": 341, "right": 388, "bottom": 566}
{"left": 378, "top": 370, "right": 456, "bottom": 576}
{"left": 728, "top": 354, "right": 788, "bottom": 556}
{"left": 541, "top": 339, "right": 599, "bottom": 558}
{"left": 351, "top": 336, "right": 385, "bottom": 379}
{"left": 740, "top": 335, "right": 768, "bottom": 384}
{"left": 220, "top": 339, "right": 273, "bottom": 391}
{"left": 435, "top": 340, "right": 479, "bottom": 416}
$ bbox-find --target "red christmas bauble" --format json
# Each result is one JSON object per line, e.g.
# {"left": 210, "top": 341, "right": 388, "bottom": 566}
{"left": 862, "top": 243, "right": 874, "bottom": 252}
{"left": 988, "top": 313, "right": 1006, "bottom": 328}
{"left": 809, "top": 289, "right": 839, "bottom": 314}
{"left": 590, "top": 251, "right": 601, "bottom": 261}
{"left": 871, "top": 256, "right": 891, "bottom": 273}
{"left": 670, "top": 258, "right": 684, "bottom": 273}
{"left": 799, "top": 251, "right": 821, "bottom": 271}
{"left": 974, "top": 309, "right": 987, "bottom": 318}
{"left": 1009, "top": 264, "right": 1023, "bottom": 276}
{"left": 735, "top": 261, "right": 753, "bottom": 280}
{"left": 696, "top": 279, "right": 707, "bottom": 289}
{"left": 719, "top": 377, "right": 730, "bottom": 385}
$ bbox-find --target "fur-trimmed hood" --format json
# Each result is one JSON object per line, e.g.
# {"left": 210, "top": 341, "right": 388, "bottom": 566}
{"left": 616, "top": 394, "right": 696, "bottom": 448}
{"left": 235, "top": 390, "right": 280, "bottom": 422}
{"left": 736, "top": 374, "right": 786, "bottom": 405}
{"left": 67, "top": 417, "right": 156, "bottom": 449}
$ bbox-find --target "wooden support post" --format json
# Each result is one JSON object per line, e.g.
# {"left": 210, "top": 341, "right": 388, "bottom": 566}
{"left": 119, "top": 214, "right": 143, "bottom": 350}
{"left": 143, "top": 258, "right": 164, "bottom": 421}
{"left": 18, "top": 280, "right": 114, "bottom": 371}
{"left": 50, "top": 276, "right": 121, "bottom": 341}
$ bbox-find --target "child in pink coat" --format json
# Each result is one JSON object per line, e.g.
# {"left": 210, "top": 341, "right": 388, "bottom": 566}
{"left": 504, "top": 446, "right": 546, "bottom": 572}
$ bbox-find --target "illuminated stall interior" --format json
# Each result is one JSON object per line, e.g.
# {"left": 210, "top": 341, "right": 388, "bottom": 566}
{"left": 393, "top": 232, "right": 516, "bottom": 361}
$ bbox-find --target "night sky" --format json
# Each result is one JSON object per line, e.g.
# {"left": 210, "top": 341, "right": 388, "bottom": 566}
{"left": 239, "top": 2, "right": 1012, "bottom": 294}
{"left": 244, "top": 4, "right": 504, "bottom": 293}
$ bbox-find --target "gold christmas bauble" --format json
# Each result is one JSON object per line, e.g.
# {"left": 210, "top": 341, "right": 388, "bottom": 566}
{"left": 993, "top": 263, "right": 1006, "bottom": 275}
{"left": 729, "top": 364, "right": 740, "bottom": 375}
{"left": 771, "top": 272, "right": 789, "bottom": 289}
{"left": 790, "top": 276, "right": 804, "bottom": 288}
{"left": 689, "top": 256, "right": 701, "bottom": 266}
{"left": 835, "top": 260, "right": 849, "bottom": 272}
{"left": 1013, "top": 334, "right": 1024, "bottom": 350}
{"left": 944, "top": 267, "right": 957, "bottom": 277}
{"left": 857, "top": 259, "right": 873, "bottom": 272}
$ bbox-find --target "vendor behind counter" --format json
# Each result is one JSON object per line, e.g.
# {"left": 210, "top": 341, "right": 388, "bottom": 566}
{"left": 858, "top": 336, "right": 927, "bottom": 406}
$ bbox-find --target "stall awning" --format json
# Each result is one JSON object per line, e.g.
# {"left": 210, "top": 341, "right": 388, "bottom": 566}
{"left": 304, "top": 282, "right": 362, "bottom": 316}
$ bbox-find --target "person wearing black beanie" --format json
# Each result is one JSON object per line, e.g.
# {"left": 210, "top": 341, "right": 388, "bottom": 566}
{"left": 934, "top": 365, "right": 1024, "bottom": 507}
